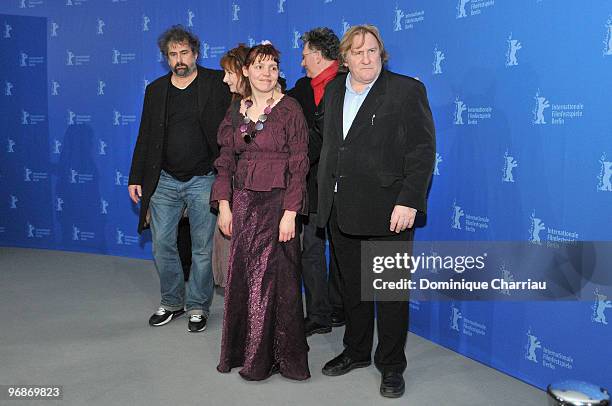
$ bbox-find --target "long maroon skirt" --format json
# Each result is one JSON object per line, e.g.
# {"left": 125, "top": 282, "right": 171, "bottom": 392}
{"left": 217, "top": 188, "right": 310, "bottom": 381}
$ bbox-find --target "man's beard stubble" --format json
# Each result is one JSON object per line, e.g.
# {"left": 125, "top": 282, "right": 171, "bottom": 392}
{"left": 173, "top": 62, "right": 196, "bottom": 77}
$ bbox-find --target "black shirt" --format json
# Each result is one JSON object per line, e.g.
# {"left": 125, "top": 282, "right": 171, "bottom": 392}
{"left": 162, "top": 76, "right": 212, "bottom": 181}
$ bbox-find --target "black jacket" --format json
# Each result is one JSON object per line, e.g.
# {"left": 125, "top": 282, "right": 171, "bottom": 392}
{"left": 316, "top": 69, "right": 436, "bottom": 236}
{"left": 129, "top": 66, "right": 231, "bottom": 233}
{"left": 287, "top": 76, "right": 323, "bottom": 213}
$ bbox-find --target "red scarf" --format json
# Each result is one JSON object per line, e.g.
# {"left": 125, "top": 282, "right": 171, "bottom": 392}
{"left": 310, "top": 60, "right": 339, "bottom": 106}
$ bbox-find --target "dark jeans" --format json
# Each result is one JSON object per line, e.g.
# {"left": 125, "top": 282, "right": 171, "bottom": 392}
{"left": 328, "top": 201, "right": 412, "bottom": 373}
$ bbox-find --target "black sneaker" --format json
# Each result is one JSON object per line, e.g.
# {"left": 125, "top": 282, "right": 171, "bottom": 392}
{"left": 148, "top": 307, "right": 185, "bottom": 326}
{"left": 187, "top": 314, "right": 207, "bottom": 333}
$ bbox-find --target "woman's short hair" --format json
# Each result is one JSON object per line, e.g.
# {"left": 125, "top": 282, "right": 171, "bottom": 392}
{"left": 243, "top": 43, "right": 281, "bottom": 97}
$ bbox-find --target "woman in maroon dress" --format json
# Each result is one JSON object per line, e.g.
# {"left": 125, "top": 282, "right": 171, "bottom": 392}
{"left": 210, "top": 43, "right": 310, "bottom": 381}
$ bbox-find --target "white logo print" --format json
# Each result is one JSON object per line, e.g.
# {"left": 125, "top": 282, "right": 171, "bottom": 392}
{"left": 52, "top": 139, "right": 62, "bottom": 154}
{"left": 4, "top": 22, "right": 12, "bottom": 38}
{"left": 277, "top": 0, "right": 285, "bottom": 13}
{"left": 456, "top": 0, "right": 470, "bottom": 18}
{"left": 97, "top": 18, "right": 105, "bottom": 35}
{"left": 532, "top": 90, "right": 550, "bottom": 125}
{"left": 51, "top": 80, "right": 60, "bottom": 96}
{"left": 142, "top": 15, "right": 150, "bottom": 32}
{"left": 7, "top": 138, "right": 15, "bottom": 153}
{"left": 341, "top": 18, "right": 351, "bottom": 35}
{"left": 113, "top": 110, "right": 121, "bottom": 125}
{"left": 433, "top": 46, "right": 445, "bottom": 75}
{"left": 56, "top": 197, "right": 64, "bottom": 212}
{"left": 502, "top": 150, "right": 518, "bottom": 182}
{"left": 450, "top": 305, "right": 462, "bottom": 331}
{"left": 115, "top": 170, "right": 125, "bottom": 185}
{"left": 66, "top": 50, "right": 75, "bottom": 66}
{"left": 20, "top": 0, "right": 27, "bottom": 8}
{"left": 201, "top": 43, "right": 210, "bottom": 59}
{"left": 505, "top": 33, "right": 522, "bottom": 67}
{"left": 232, "top": 3, "right": 240, "bottom": 21}
{"left": 592, "top": 289, "right": 612, "bottom": 325}
{"left": 394, "top": 6, "right": 404, "bottom": 31}
{"left": 604, "top": 16, "right": 612, "bottom": 56}
{"left": 5, "top": 81, "right": 13, "bottom": 96}
{"left": 597, "top": 153, "right": 612, "bottom": 191}
{"left": 51, "top": 22, "right": 59, "bottom": 37}
{"left": 112, "top": 49, "right": 120, "bottom": 64}
{"left": 101, "top": 199, "right": 108, "bottom": 215}
{"left": 72, "top": 225, "right": 80, "bottom": 241}
{"left": 525, "top": 329, "right": 541, "bottom": 362}
{"left": 187, "top": 9, "right": 195, "bottom": 27}
{"left": 67, "top": 110, "right": 75, "bottom": 125}
{"left": 24, "top": 167, "right": 32, "bottom": 181}
{"left": 451, "top": 200, "right": 464, "bottom": 230}
{"left": 292, "top": 29, "right": 301, "bottom": 49}
{"left": 116, "top": 228, "right": 124, "bottom": 244}
{"left": 20, "top": 51, "right": 28, "bottom": 67}
{"left": 70, "top": 169, "right": 79, "bottom": 183}
{"left": 434, "top": 153, "right": 442, "bottom": 175}
{"left": 528, "top": 211, "right": 545, "bottom": 244}
{"left": 22, "top": 110, "right": 30, "bottom": 125}
{"left": 9, "top": 195, "right": 18, "bottom": 209}
{"left": 27, "top": 223, "right": 35, "bottom": 238}
{"left": 453, "top": 97, "right": 467, "bottom": 125}
{"left": 99, "top": 140, "right": 107, "bottom": 155}
{"left": 97, "top": 80, "right": 106, "bottom": 95}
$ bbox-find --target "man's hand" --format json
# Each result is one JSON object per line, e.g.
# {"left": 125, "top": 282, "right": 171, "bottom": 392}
{"left": 389, "top": 205, "right": 417, "bottom": 233}
{"left": 279, "top": 210, "right": 297, "bottom": 242}
{"left": 128, "top": 184, "right": 142, "bottom": 204}
{"left": 218, "top": 200, "right": 232, "bottom": 237}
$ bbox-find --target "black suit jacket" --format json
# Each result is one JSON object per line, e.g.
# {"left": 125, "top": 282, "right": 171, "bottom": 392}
{"left": 316, "top": 69, "right": 435, "bottom": 236}
{"left": 129, "top": 65, "right": 231, "bottom": 233}
{"left": 287, "top": 76, "right": 323, "bottom": 213}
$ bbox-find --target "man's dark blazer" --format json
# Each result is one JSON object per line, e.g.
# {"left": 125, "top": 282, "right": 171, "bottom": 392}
{"left": 316, "top": 69, "right": 435, "bottom": 236}
{"left": 287, "top": 76, "right": 322, "bottom": 213}
{"left": 128, "top": 65, "right": 231, "bottom": 233}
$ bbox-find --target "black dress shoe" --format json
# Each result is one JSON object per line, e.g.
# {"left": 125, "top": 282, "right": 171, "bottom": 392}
{"left": 380, "top": 371, "right": 405, "bottom": 398}
{"left": 322, "top": 353, "right": 371, "bottom": 376}
{"left": 304, "top": 319, "right": 332, "bottom": 337}
{"left": 330, "top": 313, "right": 346, "bottom": 327}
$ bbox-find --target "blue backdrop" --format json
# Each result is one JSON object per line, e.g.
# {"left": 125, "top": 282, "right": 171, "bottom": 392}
{"left": 1, "top": 0, "right": 611, "bottom": 391}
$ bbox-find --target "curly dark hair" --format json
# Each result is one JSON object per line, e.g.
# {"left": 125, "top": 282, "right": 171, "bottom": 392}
{"left": 157, "top": 25, "right": 200, "bottom": 57}
{"left": 301, "top": 27, "right": 340, "bottom": 61}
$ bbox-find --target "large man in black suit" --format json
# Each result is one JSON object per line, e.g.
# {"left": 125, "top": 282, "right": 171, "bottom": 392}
{"left": 128, "top": 26, "right": 230, "bottom": 333}
{"left": 317, "top": 25, "right": 435, "bottom": 398}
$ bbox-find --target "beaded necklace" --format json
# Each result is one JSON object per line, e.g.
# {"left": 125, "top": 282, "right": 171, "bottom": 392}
{"left": 240, "top": 91, "right": 275, "bottom": 143}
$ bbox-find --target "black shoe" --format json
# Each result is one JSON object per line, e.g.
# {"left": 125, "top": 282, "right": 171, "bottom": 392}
{"left": 187, "top": 314, "right": 207, "bottom": 332}
{"left": 322, "top": 353, "right": 371, "bottom": 376}
{"left": 331, "top": 313, "right": 346, "bottom": 327}
{"left": 149, "top": 307, "right": 185, "bottom": 326}
{"left": 304, "top": 319, "right": 332, "bottom": 337}
{"left": 380, "top": 371, "right": 405, "bottom": 398}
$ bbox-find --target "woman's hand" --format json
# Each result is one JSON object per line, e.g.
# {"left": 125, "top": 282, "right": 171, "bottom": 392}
{"left": 218, "top": 200, "right": 232, "bottom": 237}
{"left": 279, "top": 210, "right": 297, "bottom": 242}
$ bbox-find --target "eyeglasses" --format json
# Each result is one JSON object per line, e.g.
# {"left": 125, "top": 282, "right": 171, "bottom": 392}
{"left": 301, "top": 50, "right": 320, "bottom": 60}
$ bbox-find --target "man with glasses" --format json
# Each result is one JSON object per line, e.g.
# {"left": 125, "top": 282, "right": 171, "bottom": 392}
{"left": 288, "top": 27, "right": 345, "bottom": 337}
{"left": 316, "top": 25, "right": 435, "bottom": 398}
{"left": 128, "top": 25, "right": 230, "bottom": 333}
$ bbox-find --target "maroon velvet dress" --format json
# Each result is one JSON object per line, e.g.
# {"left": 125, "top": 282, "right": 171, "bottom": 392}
{"left": 210, "top": 96, "right": 310, "bottom": 381}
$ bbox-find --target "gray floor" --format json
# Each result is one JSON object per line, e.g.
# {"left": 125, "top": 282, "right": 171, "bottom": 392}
{"left": 0, "top": 247, "right": 547, "bottom": 406}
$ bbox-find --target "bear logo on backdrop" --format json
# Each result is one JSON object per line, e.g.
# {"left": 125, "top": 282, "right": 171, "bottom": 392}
{"left": 277, "top": 0, "right": 285, "bottom": 13}
{"left": 52, "top": 139, "right": 62, "bottom": 154}
{"left": 7, "top": 138, "right": 16, "bottom": 153}
{"left": 597, "top": 153, "right": 612, "bottom": 191}
{"left": 505, "top": 33, "right": 521, "bottom": 67}
{"left": 604, "top": 16, "right": 612, "bottom": 56}
{"left": 453, "top": 97, "right": 467, "bottom": 125}
{"left": 97, "top": 18, "right": 105, "bottom": 35}
{"left": 232, "top": 3, "right": 240, "bottom": 21}
{"left": 56, "top": 197, "right": 64, "bottom": 212}
{"left": 9, "top": 195, "right": 18, "bottom": 209}
{"left": 394, "top": 7, "right": 404, "bottom": 32}
{"left": 292, "top": 29, "right": 300, "bottom": 49}
{"left": 502, "top": 150, "right": 518, "bottom": 183}
{"left": 51, "top": 80, "right": 60, "bottom": 96}
{"left": 434, "top": 153, "right": 442, "bottom": 175}
{"left": 450, "top": 305, "right": 463, "bottom": 331}
{"left": 592, "top": 289, "right": 612, "bottom": 325}
{"left": 433, "top": 46, "right": 445, "bottom": 75}
{"left": 456, "top": 0, "right": 469, "bottom": 19}
{"left": 451, "top": 201, "right": 464, "bottom": 230}
{"left": 142, "top": 15, "right": 150, "bottom": 32}
{"left": 525, "top": 329, "right": 541, "bottom": 362}
{"left": 51, "top": 21, "right": 59, "bottom": 37}
{"left": 532, "top": 90, "right": 550, "bottom": 125}
{"left": 5, "top": 81, "right": 13, "bottom": 96}
{"left": 4, "top": 22, "right": 12, "bottom": 38}
{"left": 528, "top": 211, "right": 545, "bottom": 244}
